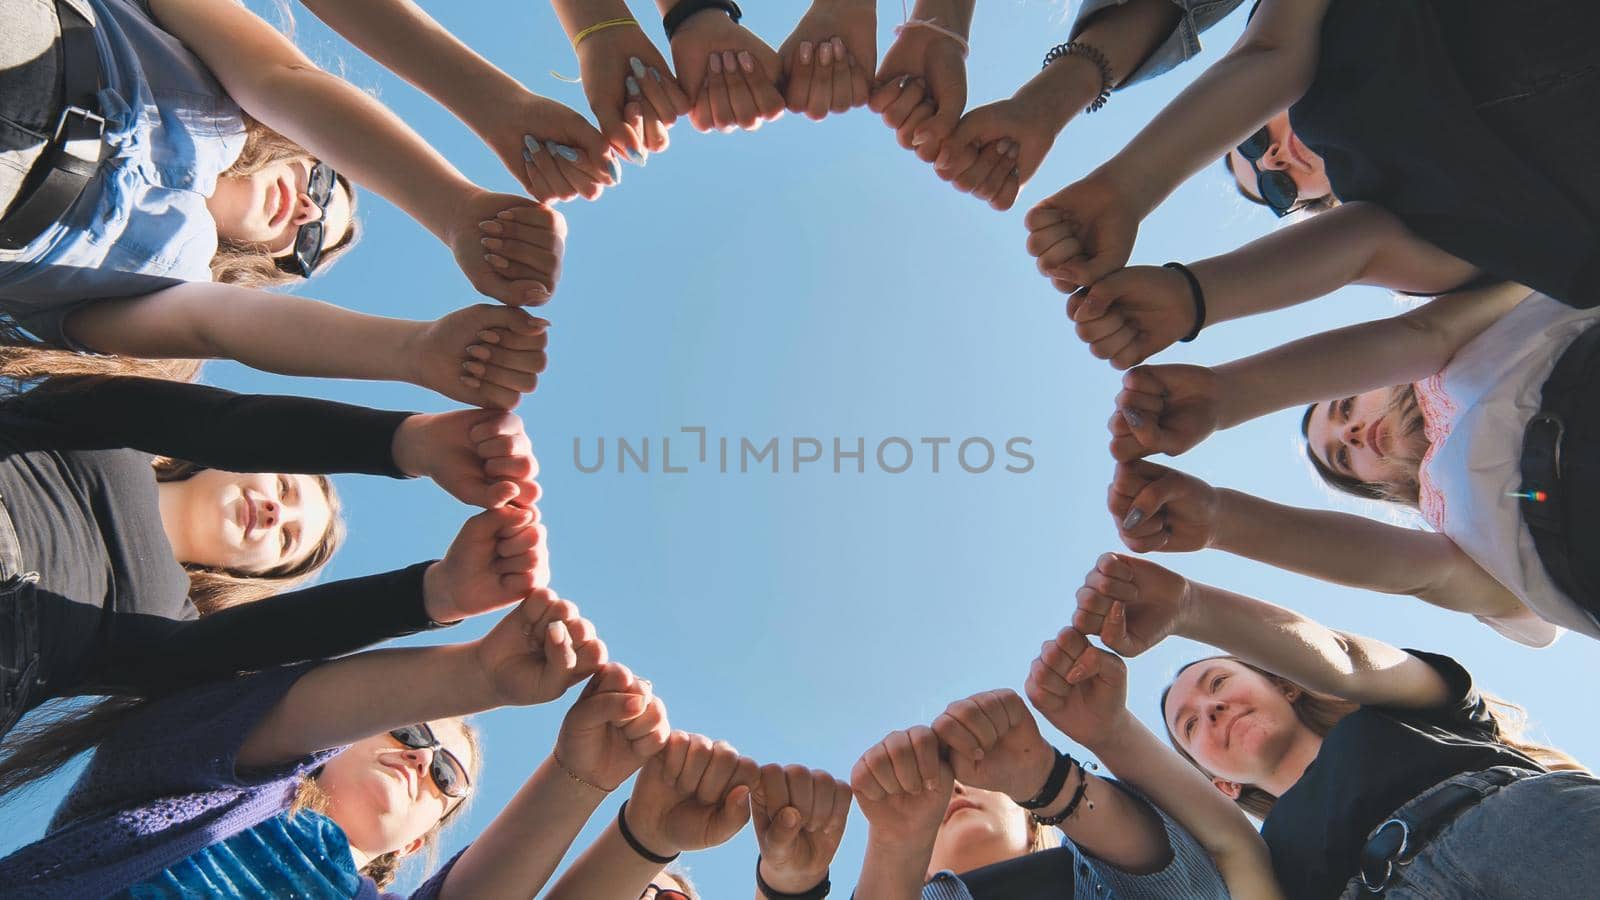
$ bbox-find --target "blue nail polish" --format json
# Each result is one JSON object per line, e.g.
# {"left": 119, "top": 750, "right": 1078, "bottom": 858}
{"left": 1121, "top": 508, "right": 1145, "bottom": 530}
{"left": 628, "top": 56, "right": 647, "bottom": 79}
{"left": 522, "top": 147, "right": 534, "bottom": 162}
{"left": 607, "top": 158, "right": 623, "bottom": 182}
{"left": 546, "top": 141, "right": 580, "bottom": 163}
{"left": 523, "top": 134, "right": 542, "bottom": 155}
{"left": 625, "top": 75, "right": 641, "bottom": 97}
{"left": 624, "top": 147, "right": 646, "bottom": 166}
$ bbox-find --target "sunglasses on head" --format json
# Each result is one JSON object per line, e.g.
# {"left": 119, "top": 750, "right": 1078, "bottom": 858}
{"left": 641, "top": 886, "right": 689, "bottom": 900}
{"left": 1235, "top": 127, "right": 1299, "bottom": 218}
{"left": 288, "top": 161, "right": 338, "bottom": 277}
{"left": 388, "top": 723, "right": 472, "bottom": 799}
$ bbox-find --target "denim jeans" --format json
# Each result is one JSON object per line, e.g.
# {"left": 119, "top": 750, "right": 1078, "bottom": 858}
{"left": 0, "top": 493, "right": 41, "bottom": 738}
{"left": 1339, "top": 767, "right": 1600, "bottom": 898}
{"left": 0, "top": 0, "right": 66, "bottom": 218}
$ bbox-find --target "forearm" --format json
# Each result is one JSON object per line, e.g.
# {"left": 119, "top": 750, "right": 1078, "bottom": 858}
{"left": 543, "top": 819, "right": 667, "bottom": 900}
{"left": 1193, "top": 202, "right": 1482, "bottom": 327}
{"left": 551, "top": 0, "right": 638, "bottom": 39}
{"left": 1086, "top": 717, "right": 1282, "bottom": 898}
{"left": 1177, "top": 580, "right": 1423, "bottom": 704}
{"left": 439, "top": 754, "right": 607, "bottom": 899}
{"left": 296, "top": 0, "right": 529, "bottom": 128}
{"left": 1070, "top": 0, "right": 1184, "bottom": 89}
{"left": 1097, "top": 2, "right": 1328, "bottom": 214}
{"left": 67, "top": 284, "right": 428, "bottom": 386}
{"left": 853, "top": 838, "right": 931, "bottom": 900}
{"left": 1049, "top": 768, "right": 1170, "bottom": 873}
{"left": 238, "top": 641, "right": 496, "bottom": 767}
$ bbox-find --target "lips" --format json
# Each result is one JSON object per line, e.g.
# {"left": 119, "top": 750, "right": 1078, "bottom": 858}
{"left": 1223, "top": 709, "right": 1251, "bottom": 749}
{"left": 1367, "top": 419, "right": 1387, "bottom": 458}
{"left": 380, "top": 758, "right": 417, "bottom": 799}
{"left": 238, "top": 491, "right": 258, "bottom": 540}
{"left": 267, "top": 176, "right": 293, "bottom": 230}
{"left": 942, "top": 797, "right": 980, "bottom": 824}
{"left": 1285, "top": 132, "right": 1314, "bottom": 171}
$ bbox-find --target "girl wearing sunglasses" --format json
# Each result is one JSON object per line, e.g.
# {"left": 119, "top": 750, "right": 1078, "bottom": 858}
{"left": 0, "top": 370, "right": 549, "bottom": 742}
{"left": 1025, "top": 0, "right": 1598, "bottom": 311}
{"left": 0, "top": 594, "right": 680, "bottom": 897}
{"left": 1103, "top": 277, "right": 1600, "bottom": 646}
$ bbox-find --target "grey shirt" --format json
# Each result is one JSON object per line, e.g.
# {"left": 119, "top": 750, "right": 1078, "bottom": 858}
{"left": 1070, "top": 0, "right": 1249, "bottom": 87}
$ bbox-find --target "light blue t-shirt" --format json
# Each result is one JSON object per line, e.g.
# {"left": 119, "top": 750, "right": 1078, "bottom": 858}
{"left": 119, "top": 810, "right": 364, "bottom": 899}
{"left": 0, "top": 0, "right": 246, "bottom": 346}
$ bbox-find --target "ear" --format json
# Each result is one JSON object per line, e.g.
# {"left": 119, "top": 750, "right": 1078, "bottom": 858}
{"left": 1212, "top": 778, "right": 1243, "bottom": 800}
{"left": 400, "top": 836, "right": 425, "bottom": 858}
{"left": 1281, "top": 683, "right": 1302, "bottom": 703}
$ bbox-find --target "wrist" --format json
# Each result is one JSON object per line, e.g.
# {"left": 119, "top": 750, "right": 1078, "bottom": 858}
{"left": 431, "top": 183, "right": 490, "bottom": 244}
{"left": 1008, "top": 739, "right": 1059, "bottom": 807}
{"left": 1210, "top": 488, "right": 1247, "bottom": 553}
{"left": 422, "top": 561, "right": 460, "bottom": 625}
{"left": 1078, "top": 710, "right": 1138, "bottom": 757}
{"left": 389, "top": 414, "right": 428, "bottom": 478}
{"left": 621, "top": 798, "right": 681, "bottom": 858}
{"left": 908, "top": 0, "right": 973, "bottom": 34}
{"left": 758, "top": 856, "right": 829, "bottom": 896}
{"left": 1091, "top": 159, "right": 1163, "bottom": 220}
{"left": 1021, "top": 54, "right": 1101, "bottom": 128}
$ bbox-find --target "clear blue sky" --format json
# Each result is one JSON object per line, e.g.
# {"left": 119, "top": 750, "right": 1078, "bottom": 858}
{"left": 8, "top": 2, "right": 1599, "bottom": 895}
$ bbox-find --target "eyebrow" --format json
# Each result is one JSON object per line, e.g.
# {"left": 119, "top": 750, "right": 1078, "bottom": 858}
{"left": 1320, "top": 401, "right": 1353, "bottom": 475}
{"left": 1169, "top": 664, "right": 1223, "bottom": 733}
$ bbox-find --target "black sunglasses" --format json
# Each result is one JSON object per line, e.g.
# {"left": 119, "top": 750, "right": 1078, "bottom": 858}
{"left": 1235, "top": 127, "right": 1299, "bottom": 218}
{"left": 641, "top": 886, "right": 689, "bottom": 900}
{"left": 288, "top": 161, "right": 338, "bottom": 276}
{"left": 388, "top": 723, "right": 472, "bottom": 799}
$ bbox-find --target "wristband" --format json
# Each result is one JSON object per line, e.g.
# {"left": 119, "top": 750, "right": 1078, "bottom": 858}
{"left": 551, "top": 749, "right": 610, "bottom": 794}
{"left": 572, "top": 17, "right": 638, "bottom": 48}
{"left": 1042, "top": 41, "right": 1114, "bottom": 113}
{"left": 756, "top": 857, "right": 831, "bottom": 899}
{"left": 617, "top": 800, "right": 679, "bottom": 865}
{"left": 664, "top": 0, "right": 742, "bottom": 40}
{"left": 1164, "top": 261, "right": 1207, "bottom": 343}
{"left": 1017, "top": 747, "right": 1073, "bottom": 811}
{"left": 1034, "top": 758, "right": 1096, "bottom": 827}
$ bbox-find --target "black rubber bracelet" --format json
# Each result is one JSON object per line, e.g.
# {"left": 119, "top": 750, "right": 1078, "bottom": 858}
{"left": 1036, "top": 759, "right": 1092, "bottom": 827}
{"left": 756, "top": 857, "right": 831, "bottom": 899}
{"left": 617, "top": 800, "right": 679, "bottom": 865}
{"left": 1018, "top": 747, "right": 1074, "bottom": 811}
{"left": 663, "top": 0, "right": 742, "bottom": 40}
{"left": 1164, "top": 261, "right": 1207, "bottom": 343}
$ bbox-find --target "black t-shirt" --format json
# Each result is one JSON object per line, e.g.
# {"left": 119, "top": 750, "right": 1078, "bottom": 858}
{"left": 0, "top": 376, "right": 436, "bottom": 701}
{"left": 1287, "top": 0, "right": 1600, "bottom": 307}
{"left": 1261, "top": 651, "right": 1544, "bottom": 899}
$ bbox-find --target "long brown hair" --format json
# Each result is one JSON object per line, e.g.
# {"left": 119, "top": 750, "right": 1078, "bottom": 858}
{"left": 1301, "top": 384, "right": 1430, "bottom": 507}
{"left": 210, "top": 117, "right": 360, "bottom": 289}
{"left": 289, "top": 721, "right": 483, "bottom": 889}
{"left": 1161, "top": 656, "right": 1586, "bottom": 819}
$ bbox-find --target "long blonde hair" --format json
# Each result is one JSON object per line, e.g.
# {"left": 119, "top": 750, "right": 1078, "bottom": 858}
{"left": 1162, "top": 656, "right": 1586, "bottom": 819}
{"left": 210, "top": 117, "right": 360, "bottom": 289}
{"left": 289, "top": 721, "right": 483, "bottom": 889}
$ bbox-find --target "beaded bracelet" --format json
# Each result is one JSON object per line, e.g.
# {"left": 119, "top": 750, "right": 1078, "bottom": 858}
{"left": 1163, "top": 261, "right": 1208, "bottom": 342}
{"left": 1018, "top": 747, "right": 1074, "bottom": 811}
{"left": 617, "top": 800, "right": 679, "bottom": 865}
{"left": 572, "top": 17, "right": 638, "bottom": 49}
{"left": 1033, "top": 758, "right": 1099, "bottom": 827}
{"left": 1042, "top": 41, "right": 1114, "bottom": 114}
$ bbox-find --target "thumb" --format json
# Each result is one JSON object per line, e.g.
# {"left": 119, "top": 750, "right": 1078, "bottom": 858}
{"left": 1103, "top": 601, "right": 1137, "bottom": 655}
{"left": 934, "top": 115, "right": 981, "bottom": 173}
{"left": 569, "top": 690, "right": 649, "bottom": 728}
{"left": 569, "top": 122, "right": 615, "bottom": 174}
{"left": 763, "top": 805, "right": 804, "bottom": 849}
{"left": 1121, "top": 472, "right": 1178, "bottom": 530}
{"left": 1074, "top": 274, "right": 1126, "bottom": 322}
{"left": 913, "top": 56, "right": 966, "bottom": 151}
{"left": 717, "top": 784, "right": 754, "bottom": 835}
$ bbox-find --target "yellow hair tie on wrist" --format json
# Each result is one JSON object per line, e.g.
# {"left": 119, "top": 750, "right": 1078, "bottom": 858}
{"left": 572, "top": 17, "right": 638, "bottom": 48}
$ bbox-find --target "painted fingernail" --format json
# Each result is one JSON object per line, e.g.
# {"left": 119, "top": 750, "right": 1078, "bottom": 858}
{"left": 708, "top": 52, "right": 723, "bottom": 74}
{"left": 799, "top": 40, "right": 813, "bottom": 64}
{"left": 832, "top": 36, "right": 846, "bottom": 57}
{"left": 912, "top": 130, "right": 930, "bottom": 147}
{"left": 1008, "top": 143, "right": 1021, "bottom": 158}
{"left": 521, "top": 148, "right": 534, "bottom": 162}
{"left": 1121, "top": 508, "right": 1145, "bottom": 530}
{"left": 818, "top": 40, "right": 833, "bottom": 65}
{"left": 629, "top": 56, "right": 647, "bottom": 79}
{"left": 546, "top": 141, "right": 580, "bottom": 163}
{"left": 721, "top": 50, "right": 738, "bottom": 72}
{"left": 626, "top": 74, "right": 642, "bottom": 97}
{"left": 526, "top": 288, "right": 550, "bottom": 303}
{"left": 1122, "top": 408, "right": 1146, "bottom": 429}
{"left": 478, "top": 219, "right": 503, "bottom": 234}
{"left": 995, "top": 139, "right": 1013, "bottom": 155}
{"left": 607, "top": 157, "right": 623, "bottom": 182}
{"left": 523, "top": 134, "right": 543, "bottom": 155}
{"left": 480, "top": 237, "right": 503, "bottom": 250}
{"left": 649, "top": 67, "right": 663, "bottom": 84}
{"left": 485, "top": 253, "right": 508, "bottom": 268}
{"left": 495, "top": 209, "right": 517, "bottom": 220}
{"left": 463, "top": 360, "right": 486, "bottom": 377}
{"left": 466, "top": 345, "right": 490, "bottom": 360}
{"left": 738, "top": 50, "right": 756, "bottom": 74}
{"left": 624, "top": 147, "right": 647, "bottom": 165}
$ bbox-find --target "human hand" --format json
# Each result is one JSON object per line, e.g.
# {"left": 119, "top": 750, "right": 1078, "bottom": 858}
{"left": 1025, "top": 171, "right": 1140, "bottom": 292}
{"left": 471, "top": 87, "right": 618, "bottom": 203}
{"left": 555, "top": 662, "right": 671, "bottom": 792}
{"left": 574, "top": 23, "right": 691, "bottom": 160}
{"left": 624, "top": 731, "right": 759, "bottom": 856}
{"left": 1107, "top": 364, "right": 1223, "bottom": 462}
{"left": 447, "top": 192, "right": 565, "bottom": 307}
{"left": 752, "top": 764, "right": 853, "bottom": 894}
{"left": 777, "top": 0, "right": 876, "bottom": 120}
{"left": 1108, "top": 460, "right": 1220, "bottom": 553}
{"left": 870, "top": 19, "right": 968, "bottom": 162}
{"left": 423, "top": 506, "right": 548, "bottom": 623}
{"left": 1067, "top": 266, "right": 1198, "bottom": 369}
{"left": 1069, "top": 553, "right": 1193, "bottom": 658}
{"left": 931, "top": 689, "right": 1055, "bottom": 805}
{"left": 473, "top": 590, "right": 606, "bottom": 706}
{"left": 1025, "top": 625, "right": 1134, "bottom": 752}
{"left": 669, "top": 13, "right": 784, "bottom": 132}
{"left": 933, "top": 95, "right": 1060, "bottom": 211}
{"left": 403, "top": 304, "right": 549, "bottom": 410}
{"left": 392, "top": 408, "right": 541, "bottom": 508}
{"left": 850, "top": 725, "right": 953, "bottom": 852}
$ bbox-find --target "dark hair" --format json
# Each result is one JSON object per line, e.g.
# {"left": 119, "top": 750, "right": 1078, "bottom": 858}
{"left": 211, "top": 117, "right": 360, "bottom": 289}
{"left": 1160, "top": 656, "right": 1585, "bottom": 819}
{"left": 1299, "top": 385, "right": 1428, "bottom": 508}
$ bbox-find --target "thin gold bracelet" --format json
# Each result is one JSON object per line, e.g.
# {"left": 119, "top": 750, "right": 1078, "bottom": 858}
{"left": 572, "top": 17, "right": 638, "bottom": 49}
{"left": 552, "top": 749, "right": 611, "bottom": 793}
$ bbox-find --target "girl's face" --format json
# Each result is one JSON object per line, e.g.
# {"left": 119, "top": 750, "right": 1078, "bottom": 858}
{"left": 1227, "top": 111, "right": 1333, "bottom": 210}
{"left": 1163, "top": 659, "right": 1313, "bottom": 797}
{"left": 927, "top": 783, "right": 1033, "bottom": 878}
{"left": 1305, "top": 389, "right": 1427, "bottom": 485}
{"left": 160, "top": 470, "right": 333, "bottom": 573}
{"left": 317, "top": 720, "right": 475, "bottom": 863}
{"left": 209, "top": 156, "right": 352, "bottom": 257}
